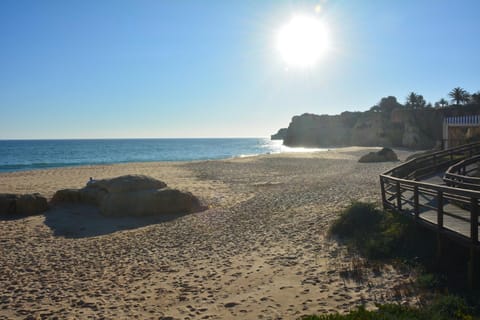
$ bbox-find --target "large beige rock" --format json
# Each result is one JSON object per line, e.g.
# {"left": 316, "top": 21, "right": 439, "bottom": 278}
{"left": 50, "top": 175, "right": 203, "bottom": 217}
{"left": 51, "top": 188, "right": 107, "bottom": 206}
{"left": 1, "top": 193, "right": 48, "bottom": 216}
{"left": 100, "top": 188, "right": 202, "bottom": 217}
{"left": 88, "top": 175, "right": 167, "bottom": 193}
{"left": 80, "top": 187, "right": 108, "bottom": 205}
{"left": 0, "top": 194, "right": 18, "bottom": 215}
{"left": 51, "top": 175, "right": 163, "bottom": 205}
{"left": 15, "top": 193, "right": 48, "bottom": 215}
{"left": 51, "top": 189, "right": 83, "bottom": 204}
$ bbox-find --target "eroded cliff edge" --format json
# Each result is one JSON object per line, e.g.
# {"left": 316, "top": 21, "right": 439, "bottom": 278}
{"left": 279, "top": 102, "right": 480, "bottom": 150}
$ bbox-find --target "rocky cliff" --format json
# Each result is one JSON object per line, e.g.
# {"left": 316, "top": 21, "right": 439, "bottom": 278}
{"left": 279, "top": 104, "right": 480, "bottom": 149}
{"left": 270, "top": 128, "right": 287, "bottom": 140}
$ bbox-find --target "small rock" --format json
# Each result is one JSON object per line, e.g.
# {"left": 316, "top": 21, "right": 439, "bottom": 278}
{"left": 224, "top": 302, "right": 240, "bottom": 308}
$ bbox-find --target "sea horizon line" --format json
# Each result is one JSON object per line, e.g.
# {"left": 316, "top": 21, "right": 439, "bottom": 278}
{"left": 0, "top": 137, "right": 270, "bottom": 141}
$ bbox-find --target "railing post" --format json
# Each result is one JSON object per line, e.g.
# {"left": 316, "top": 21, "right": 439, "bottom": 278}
{"left": 469, "top": 198, "right": 478, "bottom": 289}
{"left": 469, "top": 246, "right": 477, "bottom": 289}
{"left": 436, "top": 190, "right": 444, "bottom": 265}
{"left": 414, "top": 185, "right": 419, "bottom": 218}
{"left": 380, "top": 176, "right": 387, "bottom": 210}
{"left": 396, "top": 181, "right": 402, "bottom": 211}
{"left": 437, "top": 191, "right": 443, "bottom": 229}
{"left": 471, "top": 198, "right": 478, "bottom": 243}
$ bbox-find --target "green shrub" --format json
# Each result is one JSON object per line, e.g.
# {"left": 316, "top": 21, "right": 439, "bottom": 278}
{"left": 300, "top": 304, "right": 425, "bottom": 320}
{"left": 329, "top": 202, "right": 382, "bottom": 239}
{"left": 329, "top": 202, "right": 431, "bottom": 260}
{"left": 300, "top": 296, "right": 476, "bottom": 319}
{"left": 416, "top": 273, "right": 440, "bottom": 290}
{"left": 428, "top": 295, "right": 474, "bottom": 320}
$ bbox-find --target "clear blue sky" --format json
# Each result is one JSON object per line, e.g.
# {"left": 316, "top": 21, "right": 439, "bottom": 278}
{"left": 1, "top": 0, "right": 479, "bottom": 139}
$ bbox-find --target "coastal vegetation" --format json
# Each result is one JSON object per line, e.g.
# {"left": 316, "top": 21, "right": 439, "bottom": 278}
{"left": 449, "top": 87, "right": 471, "bottom": 106}
{"left": 276, "top": 87, "right": 480, "bottom": 149}
{"left": 313, "top": 202, "right": 480, "bottom": 320}
{"left": 328, "top": 202, "right": 435, "bottom": 260}
{"left": 301, "top": 296, "right": 475, "bottom": 320}
{"left": 405, "top": 92, "right": 427, "bottom": 109}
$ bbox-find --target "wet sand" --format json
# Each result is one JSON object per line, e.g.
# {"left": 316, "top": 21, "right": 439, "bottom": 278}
{"left": 0, "top": 147, "right": 419, "bottom": 319}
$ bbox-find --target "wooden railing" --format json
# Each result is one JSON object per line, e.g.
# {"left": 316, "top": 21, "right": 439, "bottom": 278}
{"left": 380, "top": 142, "right": 480, "bottom": 247}
{"left": 384, "top": 142, "right": 480, "bottom": 181}
{"left": 444, "top": 155, "right": 480, "bottom": 190}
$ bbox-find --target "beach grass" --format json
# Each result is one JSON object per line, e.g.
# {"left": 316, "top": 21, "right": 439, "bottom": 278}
{"left": 328, "top": 201, "right": 436, "bottom": 261}
{"left": 301, "top": 295, "right": 475, "bottom": 320}
{"left": 320, "top": 202, "right": 480, "bottom": 320}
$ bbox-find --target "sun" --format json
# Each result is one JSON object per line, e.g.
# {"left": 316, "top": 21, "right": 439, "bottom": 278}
{"left": 276, "top": 15, "right": 329, "bottom": 68}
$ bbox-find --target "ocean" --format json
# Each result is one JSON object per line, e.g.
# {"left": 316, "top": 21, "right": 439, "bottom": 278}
{"left": 0, "top": 138, "right": 324, "bottom": 173}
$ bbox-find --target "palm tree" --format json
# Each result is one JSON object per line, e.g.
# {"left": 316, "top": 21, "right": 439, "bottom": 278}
{"left": 449, "top": 87, "right": 470, "bottom": 105}
{"left": 435, "top": 98, "right": 448, "bottom": 108}
{"left": 472, "top": 92, "right": 480, "bottom": 105}
{"left": 405, "top": 92, "right": 426, "bottom": 109}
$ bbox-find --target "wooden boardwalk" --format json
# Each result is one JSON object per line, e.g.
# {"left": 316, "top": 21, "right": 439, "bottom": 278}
{"left": 380, "top": 142, "right": 480, "bottom": 248}
{"left": 380, "top": 143, "right": 480, "bottom": 287}
{"left": 398, "top": 173, "right": 477, "bottom": 240}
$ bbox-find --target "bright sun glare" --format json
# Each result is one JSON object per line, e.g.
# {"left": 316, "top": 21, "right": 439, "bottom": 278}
{"left": 277, "top": 15, "right": 329, "bottom": 68}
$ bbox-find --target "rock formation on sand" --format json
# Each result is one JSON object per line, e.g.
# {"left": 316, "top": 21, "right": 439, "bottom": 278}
{"left": 100, "top": 188, "right": 201, "bottom": 217}
{"left": 0, "top": 193, "right": 48, "bottom": 215}
{"left": 51, "top": 175, "right": 203, "bottom": 217}
{"left": 90, "top": 175, "right": 167, "bottom": 193}
{"left": 358, "top": 147, "right": 399, "bottom": 163}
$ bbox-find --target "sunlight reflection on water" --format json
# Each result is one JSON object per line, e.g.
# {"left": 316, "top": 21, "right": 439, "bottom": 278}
{"left": 263, "top": 139, "right": 328, "bottom": 154}
{"left": 236, "top": 139, "right": 328, "bottom": 157}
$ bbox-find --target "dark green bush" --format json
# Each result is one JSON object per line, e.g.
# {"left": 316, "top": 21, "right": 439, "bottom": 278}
{"left": 329, "top": 202, "right": 433, "bottom": 260}
{"left": 329, "top": 202, "right": 382, "bottom": 239}
{"left": 416, "top": 273, "right": 441, "bottom": 290}
{"left": 300, "top": 305, "right": 424, "bottom": 320}
{"left": 300, "top": 296, "right": 476, "bottom": 319}
{"left": 427, "top": 295, "right": 474, "bottom": 320}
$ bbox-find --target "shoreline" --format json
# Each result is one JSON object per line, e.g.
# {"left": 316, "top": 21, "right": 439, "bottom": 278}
{"left": 0, "top": 137, "right": 282, "bottom": 175}
{"left": 0, "top": 147, "right": 418, "bottom": 319}
{"left": 0, "top": 145, "right": 378, "bottom": 176}
{"left": 0, "top": 147, "right": 388, "bottom": 199}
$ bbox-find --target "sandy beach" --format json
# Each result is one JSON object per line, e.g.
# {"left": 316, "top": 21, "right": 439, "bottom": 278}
{"left": 0, "top": 147, "right": 420, "bottom": 320}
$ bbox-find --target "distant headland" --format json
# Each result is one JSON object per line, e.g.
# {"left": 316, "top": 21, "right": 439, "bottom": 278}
{"left": 273, "top": 88, "right": 480, "bottom": 150}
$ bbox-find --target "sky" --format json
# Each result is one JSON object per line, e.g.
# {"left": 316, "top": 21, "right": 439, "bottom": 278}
{"left": 1, "top": 0, "right": 479, "bottom": 139}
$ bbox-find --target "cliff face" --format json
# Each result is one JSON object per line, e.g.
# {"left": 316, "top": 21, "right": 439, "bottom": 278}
{"left": 283, "top": 112, "right": 393, "bottom": 148}
{"left": 270, "top": 128, "right": 287, "bottom": 140}
{"left": 280, "top": 105, "right": 480, "bottom": 149}
{"left": 283, "top": 114, "right": 349, "bottom": 147}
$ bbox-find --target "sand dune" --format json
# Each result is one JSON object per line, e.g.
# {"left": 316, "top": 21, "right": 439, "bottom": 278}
{"left": 0, "top": 147, "right": 420, "bottom": 319}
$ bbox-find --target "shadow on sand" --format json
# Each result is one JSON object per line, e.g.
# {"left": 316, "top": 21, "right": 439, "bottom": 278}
{"left": 43, "top": 204, "right": 187, "bottom": 238}
{"left": 0, "top": 213, "right": 34, "bottom": 222}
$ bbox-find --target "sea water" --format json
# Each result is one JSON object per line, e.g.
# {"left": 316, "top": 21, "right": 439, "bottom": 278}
{"left": 0, "top": 138, "right": 325, "bottom": 173}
